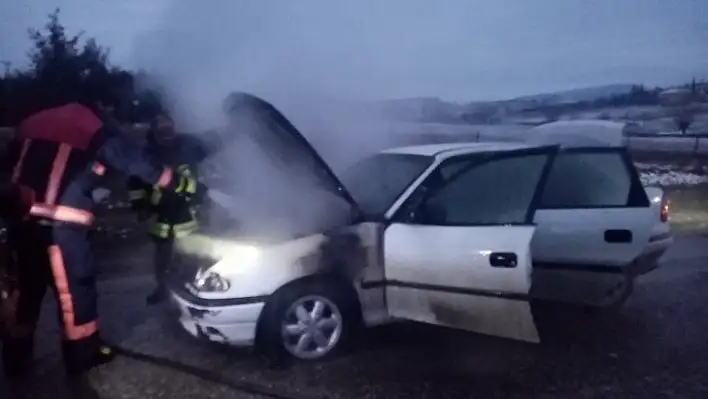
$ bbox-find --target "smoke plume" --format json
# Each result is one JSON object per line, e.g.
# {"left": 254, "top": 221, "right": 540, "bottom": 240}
{"left": 130, "top": 1, "right": 427, "bottom": 169}
{"left": 131, "top": 1, "right": 416, "bottom": 236}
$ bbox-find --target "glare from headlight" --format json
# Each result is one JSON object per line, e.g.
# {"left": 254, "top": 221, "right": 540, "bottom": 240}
{"left": 225, "top": 245, "right": 260, "bottom": 263}
{"left": 210, "top": 244, "right": 261, "bottom": 276}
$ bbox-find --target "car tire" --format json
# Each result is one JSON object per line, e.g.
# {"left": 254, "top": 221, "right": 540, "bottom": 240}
{"left": 601, "top": 277, "right": 635, "bottom": 309}
{"left": 257, "top": 277, "right": 361, "bottom": 363}
{"left": 582, "top": 276, "right": 635, "bottom": 312}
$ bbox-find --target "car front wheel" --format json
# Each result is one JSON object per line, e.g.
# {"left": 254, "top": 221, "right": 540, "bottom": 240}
{"left": 257, "top": 278, "right": 360, "bottom": 362}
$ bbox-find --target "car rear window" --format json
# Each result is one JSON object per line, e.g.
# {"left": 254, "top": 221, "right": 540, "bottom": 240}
{"left": 539, "top": 151, "right": 645, "bottom": 208}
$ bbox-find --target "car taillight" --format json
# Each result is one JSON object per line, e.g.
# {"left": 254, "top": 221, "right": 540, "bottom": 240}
{"left": 660, "top": 197, "right": 669, "bottom": 223}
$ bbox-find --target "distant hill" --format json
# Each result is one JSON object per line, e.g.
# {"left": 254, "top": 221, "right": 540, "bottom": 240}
{"left": 380, "top": 97, "right": 465, "bottom": 123}
{"left": 509, "top": 84, "right": 636, "bottom": 105}
{"left": 379, "top": 84, "right": 640, "bottom": 123}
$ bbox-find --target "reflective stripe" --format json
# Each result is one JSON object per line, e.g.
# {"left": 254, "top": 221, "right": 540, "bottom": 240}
{"left": 175, "top": 166, "right": 197, "bottom": 194}
{"left": 175, "top": 177, "right": 186, "bottom": 193}
{"left": 185, "top": 176, "right": 197, "bottom": 194}
{"left": 128, "top": 190, "right": 146, "bottom": 201}
{"left": 45, "top": 144, "right": 72, "bottom": 205}
{"left": 11, "top": 138, "right": 32, "bottom": 184}
{"left": 174, "top": 220, "right": 198, "bottom": 233}
{"left": 152, "top": 165, "right": 197, "bottom": 202}
{"left": 92, "top": 162, "right": 106, "bottom": 176}
{"left": 150, "top": 187, "right": 162, "bottom": 206}
{"left": 47, "top": 245, "right": 98, "bottom": 341}
{"left": 29, "top": 204, "right": 94, "bottom": 225}
{"left": 157, "top": 167, "right": 173, "bottom": 188}
{"left": 148, "top": 218, "right": 198, "bottom": 238}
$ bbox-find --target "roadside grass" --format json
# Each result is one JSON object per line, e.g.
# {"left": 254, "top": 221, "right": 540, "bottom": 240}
{"left": 662, "top": 185, "right": 708, "bottom": 232}
{"left": 633, "top": 150, "right": 708, "bottom": 232}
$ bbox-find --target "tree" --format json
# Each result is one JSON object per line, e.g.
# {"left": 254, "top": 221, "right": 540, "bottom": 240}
{"left": 25, "top": 9, "right": 118, "bottom": 114}
{"left": 0, "top": 9, "right": 151, "bottom": 126}
{"left": 673, "top": 106, "right": 695, "bottom": 135}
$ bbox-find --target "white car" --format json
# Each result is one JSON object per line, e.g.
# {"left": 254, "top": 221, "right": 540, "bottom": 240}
{"left": 168, "top": 94, "right": 673, "bottom": 361}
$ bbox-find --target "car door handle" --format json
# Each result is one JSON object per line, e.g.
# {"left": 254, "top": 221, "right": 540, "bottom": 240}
{"left": 489, "top": 252, "right": 517, "bottom": 268}
{"left": 604, "top": 229, "right": 632, "bottom": 243}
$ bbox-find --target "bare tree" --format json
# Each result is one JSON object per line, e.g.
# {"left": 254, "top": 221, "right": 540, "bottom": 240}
{"left": 673, "top": 106, "right": 695, "bottom": 135}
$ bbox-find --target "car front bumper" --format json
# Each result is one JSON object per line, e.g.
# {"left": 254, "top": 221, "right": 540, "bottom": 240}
{"left": 169, "top": 285, "right": 266, "bottom": 346}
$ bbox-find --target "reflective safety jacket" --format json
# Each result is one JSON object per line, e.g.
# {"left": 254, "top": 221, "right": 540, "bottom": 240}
{"left": 127, "top": 134, "right": 206, "bottom": 239}
{"left": 3, "top": 103, "right": 178, "bottom": 227}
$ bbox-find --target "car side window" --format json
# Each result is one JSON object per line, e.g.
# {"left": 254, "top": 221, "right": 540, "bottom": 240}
{"left": 539, "top": 152, "right": 634, "bottom": 208}
{"left": 415, "top": 154, "right": 549, "bottom": 225}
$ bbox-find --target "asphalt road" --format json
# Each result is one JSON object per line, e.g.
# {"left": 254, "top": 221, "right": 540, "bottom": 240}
{"left": 2, "top": 233, "right": 708, "bottom": 399}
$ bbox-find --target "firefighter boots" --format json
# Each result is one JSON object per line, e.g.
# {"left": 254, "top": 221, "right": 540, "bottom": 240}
{"left": 146, "top": 286, "right": 168, "bottom": 305}
{"left": 62, "top": 334, "right": 116, "bottom": 376}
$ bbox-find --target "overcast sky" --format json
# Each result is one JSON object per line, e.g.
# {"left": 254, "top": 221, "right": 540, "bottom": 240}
{"left": 1, "top": 0, "right": 706, "bottom": 102}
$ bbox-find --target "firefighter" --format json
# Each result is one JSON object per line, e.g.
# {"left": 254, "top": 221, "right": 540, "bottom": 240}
{"left": 127, "top": 114, "right": 207, "bottom": 305}
{"left": 0, "top": 75, "right": 205, "bottom": 377}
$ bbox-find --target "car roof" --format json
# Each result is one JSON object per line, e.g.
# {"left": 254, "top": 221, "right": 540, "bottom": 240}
{"left": 381, "top": 142, "right": 540, "bottom": 158}
{"left": 382, "top": 119, "right": 627, "bottom": 158}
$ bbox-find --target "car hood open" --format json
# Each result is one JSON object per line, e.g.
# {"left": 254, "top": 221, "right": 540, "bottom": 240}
{"left": 196, "top": 92, "right": 363, "bottom": 241}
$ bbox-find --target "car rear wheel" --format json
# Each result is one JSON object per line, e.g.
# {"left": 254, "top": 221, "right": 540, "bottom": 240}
{"left": 578, "top": 276, "right": 634, "bottom": 313}
{"left": 598, "top": 276, "right": 635, "bottom": 309}
{"left": 258, "top": 278, "right": 360, "bottom": 362}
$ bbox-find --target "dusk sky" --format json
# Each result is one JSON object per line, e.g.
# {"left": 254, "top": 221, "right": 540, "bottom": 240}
{"left": 1, "top": 0, "right": 706, "bottom": 102}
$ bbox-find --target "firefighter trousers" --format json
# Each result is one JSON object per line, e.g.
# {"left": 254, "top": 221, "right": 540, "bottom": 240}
{"left": 153, "top": 234, "right": 175, "bottom": 290}
{"left": 8, "top": 221, "right": 99, "bottom": 343}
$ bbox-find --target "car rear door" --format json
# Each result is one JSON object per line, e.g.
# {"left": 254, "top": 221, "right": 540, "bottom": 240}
{"left": 532, "top": 148, "right": 654, "bottom": 269}
{"left": 382, "top": 146, "right": 557, "bottom": 343}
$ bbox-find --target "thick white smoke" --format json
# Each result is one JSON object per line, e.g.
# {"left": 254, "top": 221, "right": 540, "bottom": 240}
{"left": 131, "top": 1, "right": 420, "bottom": 236}
{"left": 129, "top": 0, "right": 430, "bottom": 171}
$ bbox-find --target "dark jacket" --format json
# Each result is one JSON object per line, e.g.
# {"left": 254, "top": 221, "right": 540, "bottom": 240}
{"left": 3, "top": 103, "right": 179, "bottom": 226}
{"left": 127, "top": 132, "right": 208, "bottom": 238}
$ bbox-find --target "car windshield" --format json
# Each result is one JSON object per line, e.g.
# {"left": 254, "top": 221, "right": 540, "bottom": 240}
{"left": 341, "top": 153, "right": 432, "bottom": 217}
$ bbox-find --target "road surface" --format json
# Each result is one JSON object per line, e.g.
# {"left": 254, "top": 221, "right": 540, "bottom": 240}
{"left": 2, "top": 233, "right": 708, "bottom": 398}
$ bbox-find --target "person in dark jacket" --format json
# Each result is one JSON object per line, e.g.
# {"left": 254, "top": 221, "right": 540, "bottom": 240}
{"left": 0, "top": 76, "right": 205, "bottom": 377}
{"left": 127, "top": 114, "right": 207, "bottom": 305}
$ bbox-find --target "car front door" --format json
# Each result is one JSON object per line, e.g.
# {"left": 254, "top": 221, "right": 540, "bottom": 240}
{"left": 382, "top": 147, "right": 557, "bottom": 343}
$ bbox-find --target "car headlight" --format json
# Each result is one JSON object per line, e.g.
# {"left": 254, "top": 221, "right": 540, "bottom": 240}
{"left": 194, "top": 270, "right": 231, "bottom": 292}
{"left": 192, "top": 245, "right": 261, "bottom": 293}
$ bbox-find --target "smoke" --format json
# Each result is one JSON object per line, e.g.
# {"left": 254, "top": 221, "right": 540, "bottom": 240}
{"left": 130, "top": 1, "right": 424, "bottom": 170}
{"left": 131, "top": 1, "right": 420, "bottom": 237}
